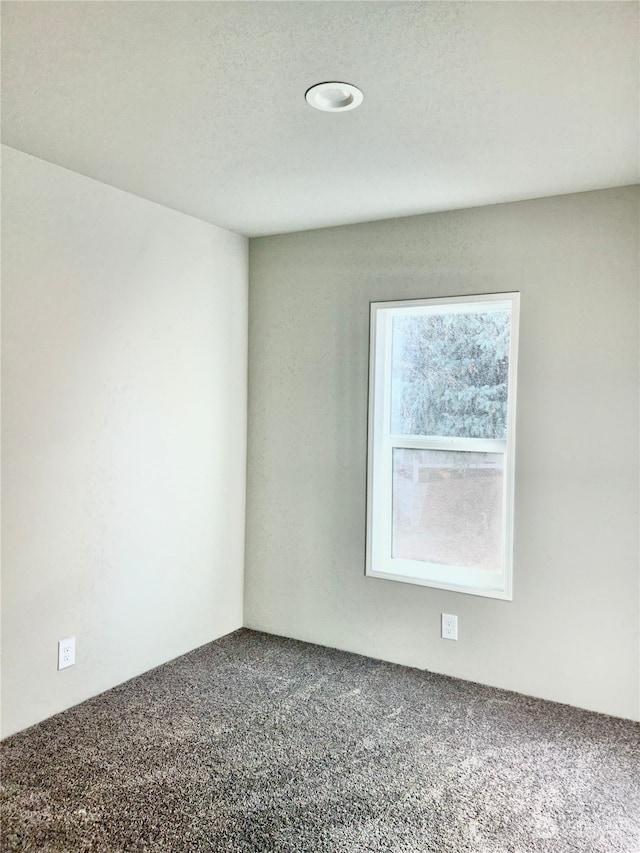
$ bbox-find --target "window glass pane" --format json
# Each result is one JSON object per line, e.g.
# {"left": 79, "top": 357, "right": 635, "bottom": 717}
{"left": 392, "top": 448, "right": 504, "bottom": 571}
{"left": 390, "top": 308, "right": 511, "bottom": 438}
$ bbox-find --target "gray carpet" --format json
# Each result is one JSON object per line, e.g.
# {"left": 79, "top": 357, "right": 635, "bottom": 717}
{"left": 1, "top": 629, "right": 639, "bottom": 853}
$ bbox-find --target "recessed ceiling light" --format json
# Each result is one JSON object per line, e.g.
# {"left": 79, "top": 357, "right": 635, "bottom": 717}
{"left": 305, "top": 82, "right": 363, "bottom": 112}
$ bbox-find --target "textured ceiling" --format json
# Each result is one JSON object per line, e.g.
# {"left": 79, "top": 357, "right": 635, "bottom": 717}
{"left": 2, "top": 1, "right": 638, "bottom": 237}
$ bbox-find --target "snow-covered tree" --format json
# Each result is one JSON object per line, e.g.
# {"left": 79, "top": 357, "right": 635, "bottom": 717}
{"left": 390, "top": 309, "right": 511, "bottom": 439}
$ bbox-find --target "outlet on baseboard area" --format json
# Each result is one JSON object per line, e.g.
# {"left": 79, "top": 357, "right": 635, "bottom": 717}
{"left": 441, "top": 614, "right": 458, "bottom": 641}
{"left": 58, "top": 637, "right": 76, "bottom": 670}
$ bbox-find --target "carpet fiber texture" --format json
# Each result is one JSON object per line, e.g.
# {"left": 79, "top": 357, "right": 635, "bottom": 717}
{"left": 1, "top": 629, "right": 639, "bottom": 852}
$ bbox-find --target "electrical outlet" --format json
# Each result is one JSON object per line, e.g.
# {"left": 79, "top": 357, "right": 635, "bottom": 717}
{"left": 58, "top": 636, "right": 76, "bottom": 670}
{"left": 441, "top": 614, "right": 458, "bottom": 641}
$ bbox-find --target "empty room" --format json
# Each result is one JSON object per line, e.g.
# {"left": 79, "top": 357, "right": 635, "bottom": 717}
{"left": 1, "top": 1, "right": 639, "bottom": 851}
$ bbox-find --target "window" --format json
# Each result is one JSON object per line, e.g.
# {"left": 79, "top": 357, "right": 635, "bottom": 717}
{"left": 366, "top": 293, "right": 519, "bottom": 599}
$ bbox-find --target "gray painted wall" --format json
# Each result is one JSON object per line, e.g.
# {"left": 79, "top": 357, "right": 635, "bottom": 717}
{"left": 245, "top": 187, "right": 640, "bottom": 721}
{"left": 1, "top": 147, "right": 248, "bottom": 737}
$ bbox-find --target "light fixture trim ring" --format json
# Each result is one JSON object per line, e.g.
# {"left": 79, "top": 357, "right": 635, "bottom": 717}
{"left": 305, "top": 81, "right": 364, "bottom": 112}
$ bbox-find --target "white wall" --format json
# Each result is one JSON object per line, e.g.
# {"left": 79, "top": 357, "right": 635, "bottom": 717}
{"left": 245, "top": 186, "right": 640, "bottom": 721}
{"left": 1, "top": 147, "right": 248, "bottom": 737}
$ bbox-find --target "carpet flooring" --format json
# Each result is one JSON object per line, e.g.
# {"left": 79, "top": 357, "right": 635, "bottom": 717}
{"left": 1, "top": 629, "right": 639, "bottom": 853}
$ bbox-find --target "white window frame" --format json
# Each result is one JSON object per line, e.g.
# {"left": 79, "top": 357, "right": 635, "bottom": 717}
{"left": 366, "top": 292, "right": 520, "bottom": 600}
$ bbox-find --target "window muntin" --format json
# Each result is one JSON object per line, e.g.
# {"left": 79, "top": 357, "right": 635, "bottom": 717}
{"left": 366, "top": 293, "right": 519, "bottom": 599}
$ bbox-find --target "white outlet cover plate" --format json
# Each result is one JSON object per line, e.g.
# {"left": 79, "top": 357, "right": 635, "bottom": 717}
{"left": 58, "top": 636, "right": 76, "bottom": 670}
{"left": 441, "top": 614, "right": 458, "bottom": 641}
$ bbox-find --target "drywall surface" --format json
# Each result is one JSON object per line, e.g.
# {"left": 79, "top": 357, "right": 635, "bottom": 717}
{"left": 245, "top": 187, "right": 640, "bottom": 721}
{"left": 1, "top": 147, "right": 248, "bottom": 737}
